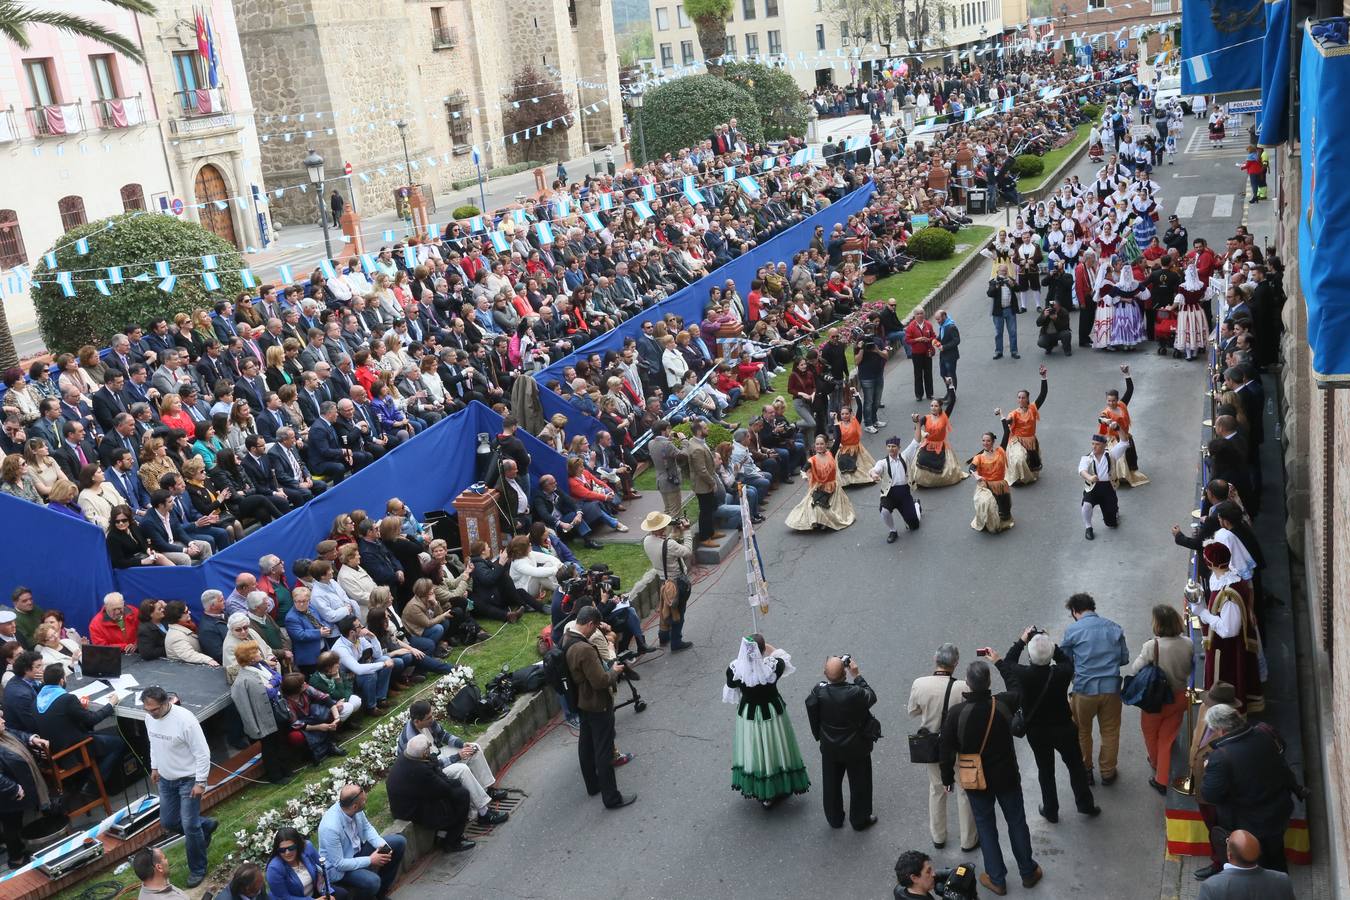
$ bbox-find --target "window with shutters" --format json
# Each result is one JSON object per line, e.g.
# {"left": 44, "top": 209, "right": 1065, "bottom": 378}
{"left": 58, "top": 196, "right": 87, "bottom": 231}
{"left": 0, "top": 210, "right": 25, "bottom": 269}
{"left": 121, "top": 183, "right": 146, "bottom": 212}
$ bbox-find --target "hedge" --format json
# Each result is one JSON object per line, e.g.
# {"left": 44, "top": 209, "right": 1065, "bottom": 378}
{"left": 906, "top": 227, "right": 956, "bottom": 261}
{"left": 723, "top": 61, "right": 809, "bottom": 141}
{"left": 637, "top": 75, "right": 762, "bottom": 163}
{"left": 673, "top": 420, "right": 734, "bottom": 451}
{"left": 449, "top": 160, "right": 543, "bottom": 191}
{"left": 1011, "top": 154, "right": 1045, "bottom": 178}
{"left": 452, "top": 205, "right": 481, "bottom": 220}
{"left": 1080, "top": 102, "right": 1103, "bottom": 121}
{"left": 31, "top": 213, "right": 245, "bottom": 354}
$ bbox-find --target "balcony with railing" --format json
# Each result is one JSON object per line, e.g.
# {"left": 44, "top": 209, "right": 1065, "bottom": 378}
{"left": 432, "top": 24, "right": 458, "bottom": 48}
{"left": 91, "top": 95, "right": 145, "bottom": 130}
{"left": 25, "top": 103, "right": 87, "bottom": 138}
{"left": 173, "top": 86, "right": 229, "bottom": 118}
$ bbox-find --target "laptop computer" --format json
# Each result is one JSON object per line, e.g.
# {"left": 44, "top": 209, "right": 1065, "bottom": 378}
{"left": 80, "top": 644, "right": 123, "bottom": 679}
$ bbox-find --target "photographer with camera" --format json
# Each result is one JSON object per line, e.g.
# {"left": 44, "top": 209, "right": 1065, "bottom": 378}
{"left": 992, "top": 630, "right": 1100, "bottom": 823}
{"left": 804, "top": 655, "right": 879, "bottom": 831}
{"left": 563, "top": 607, "right": 637, "bottom": 809}
{"left": 939, "top": 659, "right": 1043, "bottom": 895}
{"left": 1035, "top": 294, "right": 1073, "bottom": 357}
{"left": 559, "top": 565, "right": 651, "bottom": 656}
{"left": 894, "top": 850, "right": 980, "bottom": 900}
{"left": 641, "top": 511, "right": 694, "bottom": 651}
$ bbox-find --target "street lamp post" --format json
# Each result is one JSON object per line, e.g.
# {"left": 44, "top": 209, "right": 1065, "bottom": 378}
{"left": 631, "top": 88, "right": 648, "bottom": 165}
{"left": 396, "top": 119, "right": 414, "bottom": 222}
{"left": 303, "top": 148, "right": 333, "bottom": 262}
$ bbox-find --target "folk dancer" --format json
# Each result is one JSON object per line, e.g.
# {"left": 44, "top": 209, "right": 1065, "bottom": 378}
{"left": 1015, "top": 232, "right": 1044, "bottom": 312}
{"left": 968, "top": 430, "right": 1013, "bottom": 533}
{"left": 1098, "top": 366, "right": 1148, "bottom": 486}
{"left": 723, "top": 634, "right": 811, "bottom": 809}
{"left": 909, "top": 379, "right": 968, "bottom": 488}
{"left": 1106, "top": 266, "right": 1148, "bottom": 351}
{"left": 786, "top": 436, "right": 856, "bottom": 532}
{"left": 869, "top": 435, "right": 921, "bottom": 544}
{"left": 1187, "top": 542, "right": 1265, "bottom": 713}
{"left": 832, "top": 405, "right": 878, "bottom": 488}
{"left": 1173, "top": 265, "right": 1209, "bottom": 361}
{"left": 1078, "top": 433, "right": 1130, "bottom": 541}
{"left": 999, "top": 366, "right": 1048, "bottom": 485}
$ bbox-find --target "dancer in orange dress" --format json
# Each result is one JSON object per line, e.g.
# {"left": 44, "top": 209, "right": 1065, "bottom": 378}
{"left": 967, "top": 431, "right": 1014, "bottom": 533}
{"left": 998, "top": 365, "right": 1049, "bottom": 485}
{"left": 909, "top": 378, "right": 967, "bottom": 488}
{"left": 786, "top": 436, "right": 856, "bottom": 531}
{"left": 832, "top": 405, "right": 878, "bottom": 488}
{"left": 1096, "top": 364, "right": 1148, "bottom": 487}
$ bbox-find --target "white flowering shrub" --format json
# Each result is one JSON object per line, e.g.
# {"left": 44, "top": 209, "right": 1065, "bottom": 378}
{"left": 225, "top": 667, "right": 474, "bottom": 867}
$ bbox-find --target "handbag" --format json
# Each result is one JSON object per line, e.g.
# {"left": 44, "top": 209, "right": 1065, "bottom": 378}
{"left": 811, "top": 487, "right": 831, "bottom": 508}
{"left": 1010, "top": 664, "right": 1056, "bottom": 739}
{"left": 837, "top": 452, "right": 857, "bottom": 474}
{"left": 956, "top": 703, "right": 997, "bottom": 791}
{"left": 908, "top": 677, "right": 955, "bottom": 764}
{"left": 658, "top": 540, "right": 682, "bottom": 629}
{"left": 1122, "top": 638, "right": 1173, "bottom": 713}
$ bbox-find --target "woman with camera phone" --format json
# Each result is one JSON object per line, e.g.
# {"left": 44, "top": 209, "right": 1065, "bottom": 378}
{"left": 724, "top": 634, "right": 810, "bottom": 809}
{"left": 786, "top": 435, "right": 856, "bottom": 531}
{"left": 909, "top": 379, "right": 967, "bottom": 488}
{"left": 967, "top": 430, "right": 1014, "bottom": 534}
{"left": 832, "top": 405, "right": 878, "bottom": 488}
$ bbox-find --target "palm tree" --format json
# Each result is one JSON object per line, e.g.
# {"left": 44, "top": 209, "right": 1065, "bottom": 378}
{"left": 683, "top": 0, "right": 733, "bottom": 77}
{"left": 0, "top": 0, "right": 157, "bottom": 63}
{"left": 0, "top": 0, "right": 155, "bottom": 368}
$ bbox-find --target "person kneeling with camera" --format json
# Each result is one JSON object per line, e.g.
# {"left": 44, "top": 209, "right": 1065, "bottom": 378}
{"left": 895, "top": 850, "right": 979, "bottom": 899}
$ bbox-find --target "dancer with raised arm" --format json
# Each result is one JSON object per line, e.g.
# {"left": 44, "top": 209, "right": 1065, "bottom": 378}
{"left": 999, "top": 365, "right": 1048, "bottom": 485}
{"left": 968, "top": 430, "right": 1014, "bottom": 533}
{"left": 1097, "top": 365, "right": 1148, "bottom": 487}
{"left": 909, "top": 378, "right": 968, "bottom": 488}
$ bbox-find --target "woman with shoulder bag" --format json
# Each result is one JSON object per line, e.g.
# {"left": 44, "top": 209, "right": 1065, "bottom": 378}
{"left": 1125, "top": 604, "right": 1192, "bottom": 794}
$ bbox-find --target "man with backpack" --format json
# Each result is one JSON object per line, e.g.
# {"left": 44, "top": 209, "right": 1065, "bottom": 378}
{"left": 939, "top": 660, "right": 1043, "bottom": 896}
{"left": 562, "top": 607, "right": 636, "bottom": 810}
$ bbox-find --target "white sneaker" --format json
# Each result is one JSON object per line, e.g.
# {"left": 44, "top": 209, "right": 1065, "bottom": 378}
{"left": 865, "top": 425, "right": 879, "bottom": 434}
{"left": 876, "top": 420, "right": 887, "bottom": 428}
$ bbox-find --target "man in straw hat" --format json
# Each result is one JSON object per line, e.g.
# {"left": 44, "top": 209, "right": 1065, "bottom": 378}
{"left": 869, "top": 435, "right": 921, "bottom": 544}
{"left": 641, "top": 511, "right": 694, "bottom": 652}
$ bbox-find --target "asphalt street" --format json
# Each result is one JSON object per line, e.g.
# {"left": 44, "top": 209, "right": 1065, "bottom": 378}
{"left": 397, "top": 116, "right": 1255, "bottom": 900}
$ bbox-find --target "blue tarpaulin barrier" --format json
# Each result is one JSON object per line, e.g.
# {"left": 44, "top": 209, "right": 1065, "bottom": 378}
{"left": 1180, "top": 0, "right": 1265, "bottom": 96}
{"left": 0, "top": 492, "right": 116, "bottom": 629}
{"left": 1258, "top": 0, "right": 1292, "bottom": 147}
{"left": 534, "top": 181, "right": 877, "bottom": 442}
{"left": 1298, "top": 20, "right": 1350, "bottom": 385}
{"left": 1, "top": 402, "right": 571, "bottom": 613}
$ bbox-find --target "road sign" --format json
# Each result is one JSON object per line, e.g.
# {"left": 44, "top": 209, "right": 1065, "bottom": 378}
{"left": 343, "top": 161, "right": 353, "bottom": 175}
{"left": 1227, "top": 99, "right": 1263, "bottom": 115}
{"left": 1118, "top": 39, "right": 1128, "bottom": 49}
{"left": 170, "top": 198, "right": 184, "bottom": 216}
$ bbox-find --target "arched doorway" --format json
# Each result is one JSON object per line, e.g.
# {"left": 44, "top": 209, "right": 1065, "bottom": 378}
{"left": 193, "top": 164, "right": 238, "bottom": 247}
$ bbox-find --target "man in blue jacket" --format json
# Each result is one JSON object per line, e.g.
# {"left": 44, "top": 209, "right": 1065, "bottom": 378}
{"left": 317, "top": 783, "right": 406, "bottom": 898}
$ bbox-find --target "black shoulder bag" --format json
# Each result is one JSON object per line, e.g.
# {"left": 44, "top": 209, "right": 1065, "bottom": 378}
{"left": 1010, "top": 668, "right": 1055, "bottom": 739}
{"left": 908, "top": 677, "right": 955, "bottom": 764}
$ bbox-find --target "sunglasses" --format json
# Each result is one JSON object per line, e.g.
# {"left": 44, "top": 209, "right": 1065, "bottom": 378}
{"left": 278, "top": 845, "right": 298, "bottom": 853}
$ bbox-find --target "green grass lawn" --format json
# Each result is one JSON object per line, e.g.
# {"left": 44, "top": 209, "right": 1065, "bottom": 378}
{"left": 864, "top": 225, "right": 995, "bottom": 318}
{"left": 54, "top": 542, "right": 650, "bottom": 900}
{"left": 1016, "top": 124, "right": 1091, "bottom": 193}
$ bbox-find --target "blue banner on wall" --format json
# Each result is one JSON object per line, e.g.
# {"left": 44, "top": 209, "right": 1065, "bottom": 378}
{"left": 1258, "top": 0, "right": 1292, "bottom": 147}
{"left": 1298, "top": 20, "right": 1350, "bottom": 385}
{"left": 1180, "top": 0, "right": 1266, "bottom": 96}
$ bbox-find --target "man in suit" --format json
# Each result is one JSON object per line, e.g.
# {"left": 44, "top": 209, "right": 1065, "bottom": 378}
{"left": 257, "top": 318, "right": 286, "bottom": 355}
{"left": 241, "top": 435, "right": 293, "bottom": 511}
{"left": 296, "top": 372, "right": 325, "bottom": 426}
{"left": 98, "top": 414, "right": 140, "bottom": 469}
{"left": 92, "top": 370, "right": 131, "bottom": 433}
{"left": 489, "top": 458, "right": 531, "bottom": 534}
{"left": 269, "top": 427, "right": 324, "bottom": 505}
{"left": 178, "top": 385, "right": 212, "bottom": 427}
{"left": 328, "top": 356, "right": 358, "bottom": 402}
{"left": 103, "top": 448, "right": 150, "bottom": 515}
{"left": 161, "top": 471, "right": 230, "bottom": 550}
{"left": 298, "top": 329, "right": 329, "bottom": 372}
{"left": 234, "top": 358, "right": 268, "bottom": 413}
{"left": 1225, "top": 365, "right": 1265, "bottom": 497}
{"left": 256, "top": 392, "right": 289, "bottom": 441}
{"left": 104, "top": 334, "right": 138, "bottom": 378}
{"left": 237, "top": 324, "right": 266, "bottom": 369}
{"left": 307, "top": 402, "right": 354, "bottom": 481}
{"left": 805, "top": 655, "right": 879, "bottom": 832}
{"left": 342, "top": 393, "right": 389, "bottom": 458}
{"left": 151, "top": 349, "right": 195, "bottom": 400}
{"left": 195, "top": 340, "right": 231, "bottom": 393}
{"left": 212, "top": 300, "right": 240, "bottom": 343}
{"left": 141, "top": 317, "right": 176, "bottom": 363}
{"left": 122, "top": 364, "right": 159, "bottom": 413}
{"left": 139, "top": 490, "right": 210, "bottom": 562}
{"left": 1199, "top": 704, "right": 1297, "bottom": 877}
{"left": 30, "top": 399, "right": 65, "bottom": 451}
{"left": 1197, "top": 830, "right": 1295, "bottom": 899}
{"left": 531, "top": 474, "right": 600, "bottom": 549}
{"left": 55, "top": 420, "right": 97, "bottom": 481}
{"left": 59, "top": 387, "right": 99, "bottom": 439}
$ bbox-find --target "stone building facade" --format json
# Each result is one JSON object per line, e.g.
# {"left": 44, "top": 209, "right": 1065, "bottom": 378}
{"left": 231, "top": 0, "right": 622, "bottom": 227}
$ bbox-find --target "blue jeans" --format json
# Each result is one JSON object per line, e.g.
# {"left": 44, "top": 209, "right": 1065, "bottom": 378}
{"left": 335, "top": 834, "right": 406, "bottom": 899}
{"left": 353, "top": 665, "right": 392, "bottom": 708}
{"left": 993, "top": 307, "right": 1018, "bottom": 355}
{"left": 415, "top": 622, "right": 446, "bottom": 648}
{"left": 938, "top": 353, "right": 958, "bottom": 388}
{"left": 967, "top": 785, "right": 1038, "bottom": 888}
{"left": 859, "top": 377, "right": 882, "bottom": 426}
{"left": 580, "top": 500, "right": 620, "bottom": 530}
{"left": 158, "top": 775, "right": 216, "bottom": 879}
{"left": 91, "top": 732, "right": 127, "bottom": 787}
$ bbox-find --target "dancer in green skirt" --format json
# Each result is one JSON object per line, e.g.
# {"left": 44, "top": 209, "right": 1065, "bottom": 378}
{"left": 723, "top": 634, "right": 811, "bottom": 808}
